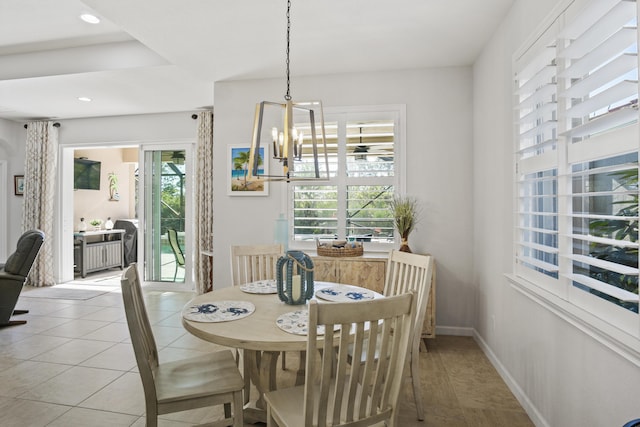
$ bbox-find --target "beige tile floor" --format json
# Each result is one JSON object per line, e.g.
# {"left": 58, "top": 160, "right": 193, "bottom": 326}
{"left": 0, "top": 269, "right": 534, "bottom": 426}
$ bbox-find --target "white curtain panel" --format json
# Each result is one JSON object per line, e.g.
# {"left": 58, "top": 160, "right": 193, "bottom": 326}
{"left": 23, "top": 121, "right": 58, "bottom": 287}
{"left": 195, "top": 111, "right": 214, "bottom": 294}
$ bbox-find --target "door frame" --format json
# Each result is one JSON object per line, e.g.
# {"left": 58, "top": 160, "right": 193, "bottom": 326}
{"left": 56, "top": 140, "right": 195, "bottom": 290}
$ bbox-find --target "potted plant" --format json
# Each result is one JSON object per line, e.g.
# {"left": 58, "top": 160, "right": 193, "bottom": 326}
{"left": 89, "top": 219, "right": 103, "bottom": 230}
{"left": 389, "top": 195, "right": 420, "bottom": 253}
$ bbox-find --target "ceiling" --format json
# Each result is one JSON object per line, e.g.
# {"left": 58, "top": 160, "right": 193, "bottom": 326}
{"left": 0, "top": 0, "right": 515, "bottom": 122}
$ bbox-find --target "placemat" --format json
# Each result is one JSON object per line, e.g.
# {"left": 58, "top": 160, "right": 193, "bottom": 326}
{"left": 276, "top": 310, "right": 330, "bottom": 336}
{"left": 240, "top": 279, "right": 277, "bottom": 294}
{"left": 182, "top": 300, "right": 255, "bottom": 322}
{"left": 315, "top": 286, "right": 375, "bottom": 302}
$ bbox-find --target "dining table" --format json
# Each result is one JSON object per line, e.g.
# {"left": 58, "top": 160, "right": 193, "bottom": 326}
{"left": 181, "top": 280, "right": 382, "bottom": 423}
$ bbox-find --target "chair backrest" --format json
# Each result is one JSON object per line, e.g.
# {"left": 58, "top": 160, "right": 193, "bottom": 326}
{"left": 305, "top": 292, "right": 416, "bottom": 426}
{"left": 167, "top": 229, "right": 185, "bottom": 266}
{"left": 3, "top": 229, "right": 45, "bottom": 277}
{"left": 384, "top": 250, "right": 433, "bottom": 356}
{"left": 230, "top": 244, "right": 283, "bottom": 286}
{"left": 120, "top": 264, "right": 160, "bottom": 403}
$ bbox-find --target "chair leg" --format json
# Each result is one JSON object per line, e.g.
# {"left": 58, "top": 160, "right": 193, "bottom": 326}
{"left": 145, "top": 409, "right": 158, "bottom": 427}
{"left": 410, "top": 352, "right": 424, "bottom": 421}
{"left": 0, "top": 320, "right": 27, "bottom": 328}
{"left": 232, "top": 389, "right": 244, "bottom": 427}
{"left": 281, "top": 351, "right": 286, "bottom": 370}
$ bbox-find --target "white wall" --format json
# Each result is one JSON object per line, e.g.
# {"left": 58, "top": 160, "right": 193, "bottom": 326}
{"left": 73, "top": 148, "right": 136, "bottom": 230}
{"left": 473, "top": 1, "right": 640, "bottom": 426}
{"left": 0, "top": 118, "right": 25, "bottom": 259}
{"left": 213, "top": 68, "right": 475, "bottom": 330}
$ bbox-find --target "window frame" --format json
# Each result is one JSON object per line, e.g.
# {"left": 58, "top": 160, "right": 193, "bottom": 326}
{"left": 286, "top": 104, "right": 406, "bottom": 253}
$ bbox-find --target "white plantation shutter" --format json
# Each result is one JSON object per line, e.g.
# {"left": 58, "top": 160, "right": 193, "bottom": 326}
{"left": 515, "top": 26, "right": 560, "bottom": 283}
{"left": 558, "top": 0, "right": 639, "bottom": 315}
{"left": 291, "top": 108, "right": 401, "bottom": 251}
{"left": 515, "top": 0, "right": 639, "bottom": 330}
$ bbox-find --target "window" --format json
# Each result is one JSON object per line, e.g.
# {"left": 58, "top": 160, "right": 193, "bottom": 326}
{"left": 514, "top": 0, "right": 639, "bottom": 333}
{"left": 290, "top": 107, "right": 404, "bottom": 251}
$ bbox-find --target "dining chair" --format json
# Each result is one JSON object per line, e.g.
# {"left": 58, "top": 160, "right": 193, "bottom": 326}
{"left": 120, "top": 264, "right": 244, "bottom": 427}
{"left": 230, "top": 244, "right": 285, "bottom": 402}
{"left": 348, "top": 250, "right": 433, "bottom": 421}
{"left": 384, "top": 250, "right": 434, "bottom": 420}
{"left": 264, "top": 291, "right": 417, "bottom": 427}
{"left": 167, "top": 228, "right": 185, "bottom": 281}
{"left": 230, "top": 244, "right": 283, "bottom": 286}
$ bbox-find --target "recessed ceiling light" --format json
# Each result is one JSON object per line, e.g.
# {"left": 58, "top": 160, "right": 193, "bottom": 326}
{"left": 77, "top": 97, "right": 92, "bottom": 102}
{"left": 80, "top": 13, "right": 100, "bottom": 24}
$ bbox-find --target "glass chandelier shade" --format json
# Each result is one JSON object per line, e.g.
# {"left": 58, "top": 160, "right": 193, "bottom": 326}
{"left": 248, "top": 0, "right": 329, "bottom": 182}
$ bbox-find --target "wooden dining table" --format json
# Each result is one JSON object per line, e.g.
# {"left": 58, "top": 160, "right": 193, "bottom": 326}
{"left": 181, "top": 281, "right": 381, "bottom": 423}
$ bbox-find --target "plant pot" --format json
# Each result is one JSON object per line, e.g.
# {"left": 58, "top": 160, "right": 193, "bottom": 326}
{"left": 399, "top": 236, "right": 412, "bottom": 253}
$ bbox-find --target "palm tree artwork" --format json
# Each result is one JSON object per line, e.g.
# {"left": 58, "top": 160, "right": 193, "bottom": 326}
{"left": 231, "top": 147, "right": 264, "bottom": 192}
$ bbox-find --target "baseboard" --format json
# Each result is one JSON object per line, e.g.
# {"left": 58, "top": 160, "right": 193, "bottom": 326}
{"left": 473, "top": 330, "right": 549, "bottom": 427}
{"left": 435, "top": 325, "right": 474, "bottom": 336}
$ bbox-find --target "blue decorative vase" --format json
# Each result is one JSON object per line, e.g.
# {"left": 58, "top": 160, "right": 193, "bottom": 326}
{"left": 276, "top": 250, "right": 314, "bottom": 305}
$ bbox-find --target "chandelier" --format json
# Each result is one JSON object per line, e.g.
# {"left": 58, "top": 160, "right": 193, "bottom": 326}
{"left": 248, "top": 0, "right": 329, "bottom": 182}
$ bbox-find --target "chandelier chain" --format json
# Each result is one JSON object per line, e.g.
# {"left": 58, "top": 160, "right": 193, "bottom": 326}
{"left": 285, "top": 0, "right": 291, "bottom": 101}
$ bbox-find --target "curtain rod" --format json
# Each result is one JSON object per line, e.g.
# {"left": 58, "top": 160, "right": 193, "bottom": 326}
{"left": 24, "top": 122, "right": 61, "bottom": 129}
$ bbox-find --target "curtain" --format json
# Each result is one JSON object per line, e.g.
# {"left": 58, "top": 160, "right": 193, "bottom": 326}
{"left": 194, "top": 111, "right": 214, "bottom": 294}
{"left": 23, "top": 121, "right": 58, "bottom": 287}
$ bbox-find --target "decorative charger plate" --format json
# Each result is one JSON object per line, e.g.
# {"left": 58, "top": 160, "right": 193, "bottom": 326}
{"left": 315, "top": 286, "right": 375, "bottom": 302}
{"left": 240, "top": 279, "right": 277, "bottom": 294}
{"left": 276, "top": 310, "right": 332, "bottom": 336}
{"left": 182, "top": 300, "right": 255, "bottom": 322}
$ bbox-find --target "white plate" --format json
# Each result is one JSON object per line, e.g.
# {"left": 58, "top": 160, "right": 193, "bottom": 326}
{"left": 315, "top": 286, "right": 375, "bottom": 302}
{"left": 240, "top": 280, "right": 277, "bottom": 294}
{"left": 275, "top": 310, "right": 332, "bottom": 336}
{"left": 182, "top": 300, "right": 255, "bottom": 322}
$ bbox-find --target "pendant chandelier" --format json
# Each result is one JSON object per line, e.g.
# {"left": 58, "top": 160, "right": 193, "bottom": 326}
{"left": 248, "top": 0, "right": 329, "bottom": 182}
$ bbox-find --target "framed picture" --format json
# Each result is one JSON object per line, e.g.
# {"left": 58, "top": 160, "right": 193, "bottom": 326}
{"left": 228, "top": 145, "right": 269, "bottom": 196}
{"left": 14, "top": 175, "right": 24, "bottom": 196}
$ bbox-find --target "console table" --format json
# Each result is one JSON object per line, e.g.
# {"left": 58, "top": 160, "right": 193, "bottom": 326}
{"left": 311, "top": 253, "right": 436, "bottom": 340}
{"left": 74, "top": 229, "right": 125, "bottom": 277}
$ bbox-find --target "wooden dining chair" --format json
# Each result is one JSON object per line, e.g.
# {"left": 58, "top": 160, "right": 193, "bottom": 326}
{"left": 264, "top": 291, "right": 417, "bottom": 427}
{"left": 120, "top": 264, "right": 244, "bottom": 427}
{"left": 347, "top": 250, "right": 433, "bottom": 420}
{"left": 230, "top": 244, "right": 283, "bottom": 286}
{"left": 383, "top": 250, "right": 434, "bottom": 421}
{"left": 230, "top": 244, "right": 285, "bottom": 401}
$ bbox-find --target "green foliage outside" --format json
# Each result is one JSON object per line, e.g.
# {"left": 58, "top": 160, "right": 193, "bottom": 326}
{"left": 588, "top": 168, "right": 639, "bottom": 313}
{"left": 293, "top": 185, "right": 395, "bottom": 241}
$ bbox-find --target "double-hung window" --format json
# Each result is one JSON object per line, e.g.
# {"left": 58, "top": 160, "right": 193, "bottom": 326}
{"left": 515, "top": 0, "right": 639, "bottom": 334}
{"left": 289, "top": 106, "right": 404, "bottom": 252}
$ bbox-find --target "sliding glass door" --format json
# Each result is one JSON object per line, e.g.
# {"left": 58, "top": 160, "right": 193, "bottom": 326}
{"left": 140, "top": 145, "right": 193, "bottom": 288}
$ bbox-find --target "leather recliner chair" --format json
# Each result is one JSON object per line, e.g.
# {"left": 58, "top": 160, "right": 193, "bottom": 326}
{"left": 0, "top": 229, "right": 45, "bottom": 327}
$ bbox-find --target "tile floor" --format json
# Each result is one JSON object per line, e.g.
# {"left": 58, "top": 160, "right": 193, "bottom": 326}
{"left": 0, "top": 269, "right": 534, "bottom": 426}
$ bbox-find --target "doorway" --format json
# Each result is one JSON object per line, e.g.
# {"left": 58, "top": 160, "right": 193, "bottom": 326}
{"left": 58, "top": 143, "right": 194, "bottom": 291}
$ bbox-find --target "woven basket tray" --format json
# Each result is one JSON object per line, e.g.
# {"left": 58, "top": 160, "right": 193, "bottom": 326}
{"left": 316, "top": 241, "right": 363, "bottom": 257}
